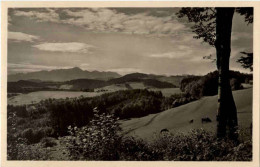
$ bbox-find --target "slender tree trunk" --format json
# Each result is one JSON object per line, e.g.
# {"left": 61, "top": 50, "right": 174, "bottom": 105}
{"left": 215, "top": 8, "right": 238, "bottom": 139}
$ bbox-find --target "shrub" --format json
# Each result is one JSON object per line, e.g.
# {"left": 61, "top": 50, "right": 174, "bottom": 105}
{"left": 149, "top": 129, "right": 252, "bottom": 161}
{"left": 7, "top": 112, "right": 48, "bottom": 160}
{"left": 33, "top": 128, "right": 46, "bottom": 143}
{"left": 66, "top": 108, "right": 121, "bottom": 160}
{"left": 66, "top": 121, "right": 252, "bottom": 161}
{"left": 117, "top": 136, "right": 163, "bottom": 160}
{"left": 7, "top": 112, "right": 26, "bottom": 160}
{"left": 230, "top": 78, "right": 243, "bottom": 90}
{"left": 21, "top": 128, "right": 34, "bottom": 141}
{"left": 119, "top": 129, "right": 252, "bottom": 161}
{"left": 17, "top": 118, "right": 27, "bottom": 125}
{"left": 41, "top": 137, "right": 57, "bottom": 147}
{"left": 44, "top": 127, "right": 55, "bottom": 137}
{"left": 8, "top": 105, "right": 28, "bottom": 118}
{"left": 64, "top": 106, "right": 252, "bottom": 161}
{"left": 21, "top": 128, "right": 46, "bottom": 144}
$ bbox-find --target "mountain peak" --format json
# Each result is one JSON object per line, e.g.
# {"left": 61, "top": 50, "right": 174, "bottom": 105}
{"left": 71, "top": 67, "right": 83, "bottom": 71}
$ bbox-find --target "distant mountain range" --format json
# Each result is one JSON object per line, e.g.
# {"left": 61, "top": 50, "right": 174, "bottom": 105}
{"left": 7, "top": 69, "right": 185, "bottom": 93}
{"left": 8, "top": 67, "right": 121, "bottom": 82}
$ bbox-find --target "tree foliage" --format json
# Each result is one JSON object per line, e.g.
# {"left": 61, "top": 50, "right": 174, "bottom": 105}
{"left": 177, "top": 8, "right": 216, "bottom": 46}
{"left": 177, "top": 7, "right": 253, "bottom": 47}
{"left": 66, "top": 108, "right": 121, "bottom": 160}
{"left": 237, "top": 52, "right": 253, "bottom": 71}
{"left": 180, "top": 70, "right": 250, "bottom": 98}
{"left": 44, "top": 89, "right": 163, "bottom": 135}
{"left": 236, "top": 8, "right": 253, "bottom": 24}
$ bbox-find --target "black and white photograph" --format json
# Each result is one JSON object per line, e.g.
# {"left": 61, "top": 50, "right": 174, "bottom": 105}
{"left": 1, "top": 1, "right": 259, "bottom": 166}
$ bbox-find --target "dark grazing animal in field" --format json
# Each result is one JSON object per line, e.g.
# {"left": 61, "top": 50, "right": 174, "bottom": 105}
{"left": 160, "top": 128, "right": 169, "bottom": 133}
{"left": 201, "top": 117, "right": 212, "bottom": 123}
{"left": 189, "top": 119, "right": 194, "bottom": 123}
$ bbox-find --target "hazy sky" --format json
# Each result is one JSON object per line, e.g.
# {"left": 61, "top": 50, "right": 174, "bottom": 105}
{"left": 8, "top": 8, "right": 253, "bottom": 75}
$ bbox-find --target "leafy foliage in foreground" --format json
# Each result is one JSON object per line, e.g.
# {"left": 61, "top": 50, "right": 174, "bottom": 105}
{"left": 66, "top": 110, "right": 252, "bottom": 161}
{"left": 150, "top": 130, "right": 252, "bottom": 161}
{"left": 237, "top": 52, "right": 253, "bottom": 71}
{"left": 66, "top": 108, "right": 121, "bottom": 160}
{"left": 7, "top": 104, "right": 54, "bottom": 144}
{"left": 7, "top": 112, "right": 48, "bottom": 160}
{"left": 7, "top": 106, "right": 252, "bottom": 161}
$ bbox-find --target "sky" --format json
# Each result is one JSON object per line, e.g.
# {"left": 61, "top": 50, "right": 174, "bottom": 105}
{"left": 7, "top": 8, "right": 253, "bottom": 76}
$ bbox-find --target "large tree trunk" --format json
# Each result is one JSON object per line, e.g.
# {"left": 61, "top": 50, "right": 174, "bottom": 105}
{"left": 215, "top": 8, "right": 238, "bottom": 139}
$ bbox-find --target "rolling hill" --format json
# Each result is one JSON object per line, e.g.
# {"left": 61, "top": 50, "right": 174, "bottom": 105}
{"left": 108, "top": 72, "right": 177, "bottom": 88}
{"left": 121, "top": 88, "right": 252, "bottom": 141}
{"left": 65, "top": 79, "right": 108, "bottom": 90}
{"left": 156, "top": 75, "right": 186, "bottom": 87}
{"left": 8, "top": 72, "right": 178, "bottom": 93}
{"left": 7, "top": 80, "right": 61, "bottom": 93}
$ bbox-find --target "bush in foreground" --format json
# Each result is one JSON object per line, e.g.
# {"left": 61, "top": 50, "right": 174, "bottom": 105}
{"left": 65, "top": 108, "right": 121, "bottom": 160}
{"left": 149, "top": 130, "right": 251, "bottom": 161}
{"left": 21, "top": 128, "right": 46, "bottom": 144}
{"left": 66, "top": 109, "right": 252, "bottom": 161}
{"left": 7, "top": 112, "right": 48, "bottom": 160}
{"left": 41, "top": 137, "right": 57, "bottom": 147}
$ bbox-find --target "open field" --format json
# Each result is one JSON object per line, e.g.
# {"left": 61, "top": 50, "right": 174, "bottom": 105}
{"left": 8, "top": 91, "right": 105, "bottom": 106}
{"left": 8, "top": 86, "right": 182, "bottom": 106}
{"left": 128, "top": 82, "right": 146, "bottom": 89}
{"left": 121, "top": 88, "right": 252, "bottom": 140}
{"left": 94, "top": 84, "right": 128, "bottom": 92}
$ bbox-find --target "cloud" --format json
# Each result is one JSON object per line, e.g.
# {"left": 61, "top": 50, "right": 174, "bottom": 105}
{"left": 8, "top": 63, "right": 73, "bottom": 74}
{"left": 148, "top": 51, "right": 192, "bottom": 59}
{"left": 145, "top": 36, "right": 215, "bottom": 63}
{"left": 79, "top": 63, "right": 90, "bottom": 69}
{"left": 231, "top": 32, "right": 253, "bottom": 41}
{"left": 14, "top": 8, "right": 59, "bottom": 22}
{"left": 106, "top": 68, "right": 143, "bottom": 75}
{"left": 32, "top": 42, "right": 95, "bottom": 53}
{"left": 145, "top": 44, "right": 197, "bottom": 60}
{"left": 8, "top": 31, "right": 40, "bottom": 42}
{"left": 63, "top": 8, "right": 187, "bottom": 35}
{"left": 12, "top": 8, "right": 188, "bottom": 36}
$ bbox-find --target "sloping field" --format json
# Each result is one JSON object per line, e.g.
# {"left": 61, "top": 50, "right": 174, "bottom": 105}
{"left": 121, "top": 88, "right": 252, "bottom": 140}
{"left": 128, "top": 82, "right": 146, "bottom": 89}
{"left": 94, "top": 84, "right": 128, "bottom": 92}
